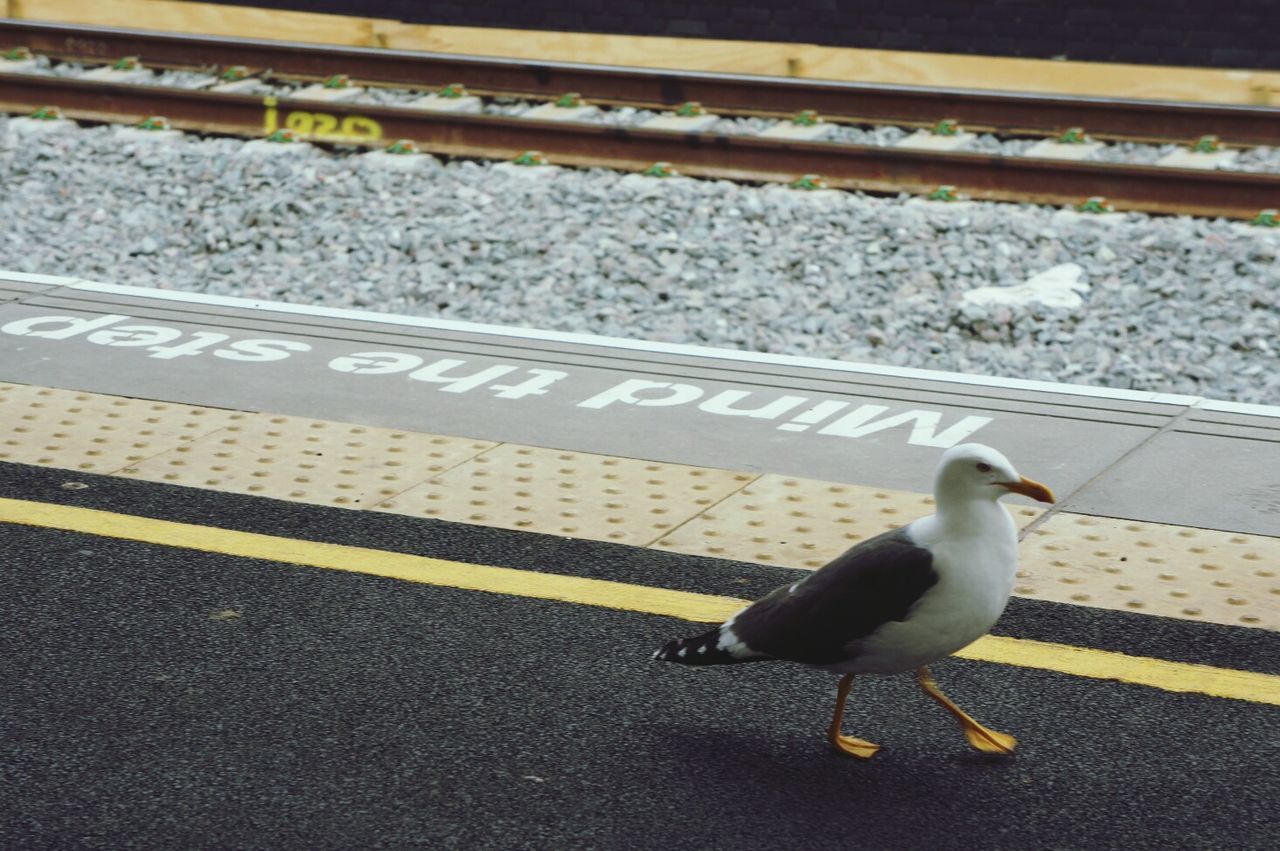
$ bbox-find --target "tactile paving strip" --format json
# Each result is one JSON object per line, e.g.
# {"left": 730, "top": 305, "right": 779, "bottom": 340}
{"left": 1, "top": 380, "right": 1276, "bottom": 631}
{"left": 652, "top": 474, "right": 1044, "bottom": 568}
{"left": 374, "top": 443, "right": 755, "bottom": 546}
{"left": 1019, "top": 514, "right": 1280, "bottom": 630}
{"left": 117, "top": 413, "right": 494, "bottom": 507}
{"left": 0, "top": 382, "right": 246, "bottom": 472}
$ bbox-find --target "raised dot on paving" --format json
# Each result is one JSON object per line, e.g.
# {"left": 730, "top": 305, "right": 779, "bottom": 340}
{"left": 1017, "top": 513, "right": 1280, "bottom": 630}
{"left": 652, "top": 473, "right": 1042, "bottom": 567}
{"left": 0, "top": 382, "right": 245, "bottom": 472}
{"left": 373, "top": 443, "right": 754, "bottom": 545}
{"left": 118, "top": 412, "right": 494, "bottom": 507}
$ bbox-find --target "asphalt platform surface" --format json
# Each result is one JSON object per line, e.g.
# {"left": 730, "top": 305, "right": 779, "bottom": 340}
{"left": 1, "top": 462, "right": 1277, "bottom": 850}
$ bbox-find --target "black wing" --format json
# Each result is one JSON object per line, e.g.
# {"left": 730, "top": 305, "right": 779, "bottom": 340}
{"left": 731, "top": 526, "right": 938, "bottom": 666}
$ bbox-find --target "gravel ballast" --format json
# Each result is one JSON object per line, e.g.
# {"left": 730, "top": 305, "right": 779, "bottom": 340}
{"left": 1, "top": 120, "right": 1277, "bottom": 405}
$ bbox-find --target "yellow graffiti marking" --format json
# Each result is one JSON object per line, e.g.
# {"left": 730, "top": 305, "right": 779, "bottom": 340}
{"left": 262, "top": 95, "right": 382, "bottom": 142}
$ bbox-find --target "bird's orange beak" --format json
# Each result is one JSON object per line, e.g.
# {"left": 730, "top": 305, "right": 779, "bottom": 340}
{"left": 999, "top": 476, "right": 1055, "bottom": 503}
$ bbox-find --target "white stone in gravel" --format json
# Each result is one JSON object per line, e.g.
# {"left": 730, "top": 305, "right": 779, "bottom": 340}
{"left": 78, "top": 67, "right": 152, "bottom": 84}
{"left": 962, "top": 263, "right": 1089, "bottom": 310}
{"left": 113, "top": 127, "right": 185, "bottom": 143}
{"left": 207, "top": 78, "right": 262, "bottom": 94}
{"left": 1022, "top": 139, "right": 1104, "bottom": 161}
{"left": 0, "top": 58, "right": 38, "bottom": 72}
{"left": 762, "top": 185, "right": 845, "bottom": 206}
{"left": 1156, "top": 149, "right": 1239, "bottom": 170}
{"left": 238, "top": 139, "right": 314, "bottom": 157}
{"left": 6, "top": 117, "right": 78, "bottom": 137}
{"left": 895, "top": 130, "right": 976, "bottom": 152}
{"left": 520, "top": 103, "right": 600, "bottom": 122}
{"left": 407, "top": 94, "right": 484, "bottom": 113}
{"left": 758, "top": 122, "right": 836, "bottom": 141}
{"left": 904, "top": 198, "right": 979, "bottom": 211}
{"left": 292, "top": 84, "right": 365, "bottom": 103}
{"left": 1051, "top": 209, "right": 1127, "bottom": 226}
{"left": 362, "top": 150, "right": 439, "bottom": 171}
{"left": 179, "top": 74, "right": 221, "bottom": 89}
{"left": 1230, "top": 221, "right": 1280, "bottom": 240}
{"left": 613, "top": 173, "right": 696, "bottom": 196}
{"left": 490, "top": 162, "right": 562, "bottom": 179}
{"left": 640, "top": 114, "right": 720, "bottom": 133}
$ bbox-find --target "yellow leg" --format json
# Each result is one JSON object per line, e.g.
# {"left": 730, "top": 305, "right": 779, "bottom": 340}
{"left": 827, "top": 673, "right": 882, "bottom": 758}
{"left": 916, "top": 667, "right": 1017, "bottom": 755}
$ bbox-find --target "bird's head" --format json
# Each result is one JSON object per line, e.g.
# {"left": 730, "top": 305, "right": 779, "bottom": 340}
{"left": 934, "top": 443, "right": 1056, "bottom": 505}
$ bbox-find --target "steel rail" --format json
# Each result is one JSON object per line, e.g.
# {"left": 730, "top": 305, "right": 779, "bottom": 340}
{"left": 3, "top": 18, "right": 1280, "bottom": 146}
{"left": 2, "top": 74, "right": 1275, "bottom": 220}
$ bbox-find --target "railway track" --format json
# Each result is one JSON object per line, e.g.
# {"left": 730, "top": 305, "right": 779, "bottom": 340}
{"left": 5, "top": 19, "right": 1279, "bottom": 145}
{"left": 2, "top": 19, "right": 1279, "bottom": 219}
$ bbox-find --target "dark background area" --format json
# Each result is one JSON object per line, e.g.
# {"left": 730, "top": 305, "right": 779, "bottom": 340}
{"left": 197, "top": 0, "right": 1279, "bottom": 70}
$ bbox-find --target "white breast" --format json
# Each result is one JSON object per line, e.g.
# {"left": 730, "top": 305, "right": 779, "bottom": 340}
{"left": 830, "top": 507, "right": 1019, "bottom": 675}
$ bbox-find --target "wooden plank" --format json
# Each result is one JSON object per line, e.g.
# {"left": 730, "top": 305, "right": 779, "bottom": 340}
{"left": 8, "top": 0, "right": 1276, "bottom": 105}
{"left": 10, "top": 0, "right": 381, "bottom": 45}
{"left": 377, "top": 21, "right": 1276, "bottom": 107}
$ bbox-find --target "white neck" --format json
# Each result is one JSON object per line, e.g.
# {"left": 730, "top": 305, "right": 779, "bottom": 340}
{"left": 932, "top": 472, "right": 1013, "bottom": 536}
{"left": 933, "top": 495, "right": 1010, "bottom": 536}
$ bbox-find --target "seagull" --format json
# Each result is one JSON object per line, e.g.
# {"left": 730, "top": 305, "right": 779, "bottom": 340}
{"left": 653, "top": 443, "right": 1055, "bottom": 757}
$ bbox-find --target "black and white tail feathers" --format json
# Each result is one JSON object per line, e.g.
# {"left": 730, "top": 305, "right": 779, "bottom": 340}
{"left": 652, "top": 626, "right": 758, "bottom": 666}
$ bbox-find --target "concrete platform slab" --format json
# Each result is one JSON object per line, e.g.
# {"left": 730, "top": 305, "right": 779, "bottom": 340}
{"left": 1064, "top": 427, "right": 1280, "bottom": 538}
{"left": 0, "top": 272, "right": 74, "bottom": 302}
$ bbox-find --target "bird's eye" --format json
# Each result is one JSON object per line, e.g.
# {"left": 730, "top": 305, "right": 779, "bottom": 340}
{"left": 976, "top": 462, "right": 992, "bottom": 473}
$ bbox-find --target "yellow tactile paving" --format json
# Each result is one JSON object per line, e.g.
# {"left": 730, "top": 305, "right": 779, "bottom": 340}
{"left": 373, "top": 443, "right": 755, "bottom": 546}
{"left": 117, "top": 413, "right": 494, "bottom": 507}
{"left": 0, "top": 380, "right": 1276, "bottom": 632}
{"left": 651, "top": 474, "right": 1044, "bottom": 568}
{"left": 0, "top": 382, "right": 246, "bottom": 472}
{"left": 1018, "top": 514, "right": 1280, "bottom": 630}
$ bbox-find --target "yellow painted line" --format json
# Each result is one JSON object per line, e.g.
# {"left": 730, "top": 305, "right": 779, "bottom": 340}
{"left": 2, "top": 496, "right": 1277, "bottom": 707}
{"left": 954, "top": 636, "right": 1280, "bottom": 706}
{"left": 0, "top": 497, "right": 743, "bottom": 624}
